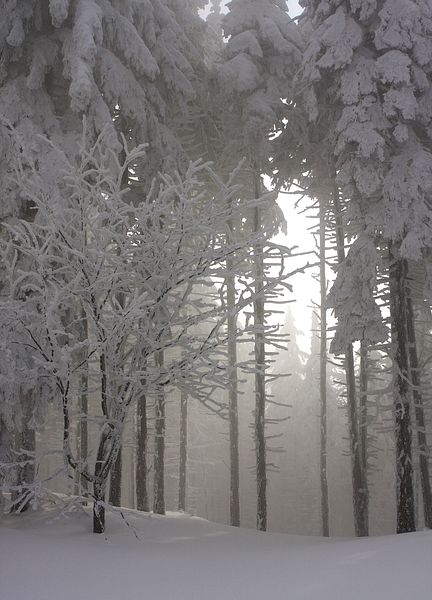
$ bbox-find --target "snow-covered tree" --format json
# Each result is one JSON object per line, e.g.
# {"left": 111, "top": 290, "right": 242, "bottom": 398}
{"left": 0, "top": 0, "right": 210, "bottom": 204}
{"left": 0, "top": 124, "right": 294, "bottom": 532}
{"left": 328, "top": 235, "right": 387, "bottom": 355}
{"left": 217, "top": 0, "right": 302, "bottom": 532}
{"left": 220, "top": 0, "right": 301, "bottom": 169}
{"left": 0, "top": 0, "right": 210, "bottom": 511}
{"left": 301, "top": 0, "right": 432, "bottom": 533}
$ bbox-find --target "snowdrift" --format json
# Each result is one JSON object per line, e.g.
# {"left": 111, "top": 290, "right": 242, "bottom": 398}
{"left": 1, "top": 507, "right": 431, "bottom": 599}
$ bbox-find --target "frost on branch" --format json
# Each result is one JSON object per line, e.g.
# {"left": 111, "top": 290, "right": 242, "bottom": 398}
{"left": 300, "top": 0, "right": 432, "bottom": 362}
{"left": 0, "top": 0, "right": 208, "bottom": 209}
{"left": 0, "top": 125, "right": 288, "bottom": 514}
{"left": 328, "top": 235, "right": 387, "bottom": 355}
{"left": 65, "top": 0, "right": 103, "bottom": 111}
{"left": 219, "top": 0, "right": 301, "bottom": 152}
{"left": 49, "top": 0, "right": 71, "bottom": 27}
{"left": 302, "top": 0, "right": 432, "bottom": 254}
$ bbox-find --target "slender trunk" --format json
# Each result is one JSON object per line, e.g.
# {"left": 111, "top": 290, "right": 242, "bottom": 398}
{"left": 227, "top": 250, "right": 240, "bottom": 527}
{"left": 359, "top": 339, "right": 369, "bottom": 529}
{"left": 93, "top": 437, "right": 107, "bottom": 534}
{"left": 178, "top": 390, "right": 188, "bottom": 512}
{"left": 79, "top": 308, "right": 88, "bottom": 501}
{"left": 74, "top": 430, "right": 80, "bottom": 497}
{"left": 93, "top": 352, "right": 109, "bottom": 534}
{"left": 253, "top": 173, "right": 266, "bottom": 532}
{"left": 332, "top": 186, "right": 368, "bottom": 536}
{"left": 0, "top": 418, "right": 11, "bottom": 510}
{"left": 388, "top": 250, "right": 415, "bottom": 533}
{"left": 22, "top": 397, "right": 35, "bottom": 509}
{"left": 136, "top": 388, "right": 149, "bottom": 512}
{"left": 130, "top": 443, "right": 136, "bottom": 509}
{"left": 109, "top": 446, "right": 122, "bottom": 507}
{"left": 108, "top": 285, "right": 126, "bottom": 509}
{"left": 405, "top": 286, "right": 432, "bottom": 528}
{"left": 346, "top": 348, "right": 369, "bottom": 536}
{"left": 153, "top": 350, "right": 165, "bottom": 515}
{"left": 11, "top": 390, "right": 35, "bottom": 513}
{"left": 319, "top": 198, "right": 329, "bottom": 537}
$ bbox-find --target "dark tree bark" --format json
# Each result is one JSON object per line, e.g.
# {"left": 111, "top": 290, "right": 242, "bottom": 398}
{"left": 153, "top": 350, "right": 165, "bottom": 515}
{"left": 93, "top": 429, "right": 108, "bottom": 534}
{"left": 227, "top": 249, "right": 240, "bottom": 527}
{"left": 136, "top": 389, "right": 149, "bottom": 512}
{"left": 0, "top": 418, "right": 11, "bottom": 510}
{"left": 109, "top": 446, "right": 122, "bottom": 507}
{"left": 253, "top": 186, "right": 267, "bottom": 532}
{"left": 359, "top": 339, "right": 369, "bottom": 530}
{"left": 178, "top": 390, "right": 188, "bottom": 512}
{"left": 92, "top": 425, "right": 120, "bottom": 534}
{"left": 332, "top": 186, "right": 368, "bottom": 536}
{"left": 346, "top": 347, "right": 369, "bottom": 536}
{"left": 92, "top": 351, "right": 110, "bottom": 534}
{"left": 79, "top": 308, "right": 88, "bottom": 501}
{"left": 405, "top": 285, "right": 432, "bottom": 528}
{"left": 388, "top": 250, "right": 415, "bottom": 533}
{"left": 11, "top": 390, "right": 35, "bottom": 513}
{"left": 93, "top": 480, "right": 105, "bottom": 535}
{"left": 319, "top": 198, "right": 329, "bottom": 537}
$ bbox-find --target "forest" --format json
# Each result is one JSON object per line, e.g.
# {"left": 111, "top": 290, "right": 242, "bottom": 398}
{"left": 1, "top": 3, "right": 432, "bottom": 595}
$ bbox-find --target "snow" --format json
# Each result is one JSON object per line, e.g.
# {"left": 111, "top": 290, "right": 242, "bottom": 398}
{"left": 1, "top": 508, "right": 431, "bottom": 600}
{"left": 49, "top": 0, "right": 70, "bottom": 27}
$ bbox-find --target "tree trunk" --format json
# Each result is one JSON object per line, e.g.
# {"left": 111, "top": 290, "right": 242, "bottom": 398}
{"left": 93, "top": 429, "right": 109, "bottom": 534}
{"left": 11, "top": 390, "right": 35, "bottom": 513}
{"left": 227, "top": 251, "right": 240, "bottom": 527}
{"left": 109, "top": 445, "right": 122, "bottom": 507}
{"left": 332, "top": 186, "right": 368, "bottom": 536}
{"left": 92, "top": 423, "right": 123, "bottom": 534}
{"left": 319, "top": 198, "right": 329, "bottom": 537}
{"left": 136, "top": 389, "right": 149, "bottom": 512}
{"left": 0, "top": 418, "right": 11, "bottom": 511}
{"left": 92, "top": 346, "right": 109, "bottom": 534}
{"left": 79, "top": 308, "right": 88, "bottom": 502}
{"left": 253, "top": 175, "right": 267, "bottom": 532}
{"left": 388, "top": 250, "right": 415, "bottom": 533}
{"left": 346, "top": 347, "right": 369, "bottom": 536}
{"left": 405, "top": 284, "right": 432, "bottom": 528}
{"left": 359, "top": 339, "right": 369, "bottom": 530}
{"left": 178, "top": 390, "right": 188, "bottom": 512}
{"left": 93, "top": 483, "right": 105, "bottom": 535}
{"left": 153, "top": 350, "right": 165, "bottom": 515}
{"left": 130, "top": 443, "right": 136, "bottom": 509}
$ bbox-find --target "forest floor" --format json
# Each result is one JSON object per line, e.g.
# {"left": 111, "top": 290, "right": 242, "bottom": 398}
{"left": 1, "top": 506, "right": 431, "bottom": 599}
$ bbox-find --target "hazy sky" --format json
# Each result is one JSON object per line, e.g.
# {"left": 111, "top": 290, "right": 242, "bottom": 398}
{"left": 202, "top": 1, "right": 303, "bottom": 18}
{"left": 288, "top": 0, "right": 302, "bottom": 17}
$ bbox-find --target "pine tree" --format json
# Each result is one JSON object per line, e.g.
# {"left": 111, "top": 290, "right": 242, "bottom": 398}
{"left": 301, "top": 0, "right": 432, "bottom": 533}
{"left": 220, "top": 0, "right": 301, "bottom": 532}
{"left": 318, "top": 200, "right": 330, "bottom": 537}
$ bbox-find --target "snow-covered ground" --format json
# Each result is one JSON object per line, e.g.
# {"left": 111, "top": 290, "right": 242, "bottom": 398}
{"left": 1, "top": 507, "right": 431, "bottom": 600}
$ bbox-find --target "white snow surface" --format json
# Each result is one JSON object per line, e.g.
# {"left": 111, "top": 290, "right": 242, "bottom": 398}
{"left": 1, "top": 508, "right": 431, "bottom": 600}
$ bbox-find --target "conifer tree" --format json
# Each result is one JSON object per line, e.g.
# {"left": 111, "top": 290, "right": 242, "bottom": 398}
{"left": 301, "top": 0, "right": 432, "bottom": 533}
{"left": 220, "top": 0, "right": 301, "bottom": 531}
